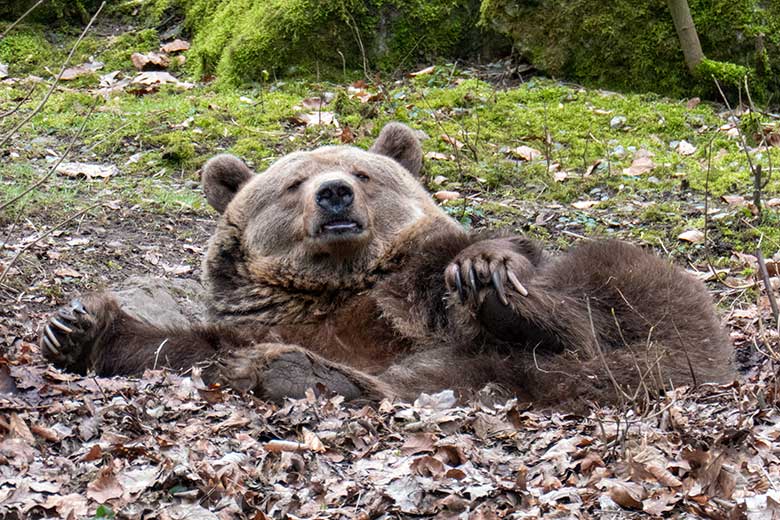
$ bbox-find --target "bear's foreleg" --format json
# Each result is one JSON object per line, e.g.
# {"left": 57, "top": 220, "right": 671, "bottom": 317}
{"left": 40, "top": 293, "right": 245, "bottom": 376}
{"left": 445, "top": 237, "right": 596, "bottom": 352}
{"left": 40, "top": 294, "right": 394, "bottom": 401}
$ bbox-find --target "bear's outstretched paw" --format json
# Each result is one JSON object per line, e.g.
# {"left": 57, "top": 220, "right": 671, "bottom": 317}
{"left": 40, "top": 297, "right": 107, "bottom": 373}
{"left": 218, "top": 344, "right": 375, "bottom": 402}
{"left": 445, "top": 239, "right": 532, "bottom": 309}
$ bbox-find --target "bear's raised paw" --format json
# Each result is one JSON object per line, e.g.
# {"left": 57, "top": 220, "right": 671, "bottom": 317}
{"left": 445, "top": 238, "right": 533, "bottom": 310}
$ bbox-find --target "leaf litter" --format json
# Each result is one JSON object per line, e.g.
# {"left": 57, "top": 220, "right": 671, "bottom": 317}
{"left": 2, "top": 350, "right": 780, "bottom": 518}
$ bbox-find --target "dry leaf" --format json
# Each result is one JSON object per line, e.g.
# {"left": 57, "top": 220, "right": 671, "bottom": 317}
{"left": 60, "top": 61, "right": 103, "bottom": 80}
{"left": 160, "top": 39, "right": 190, "bottom": 53}
{"left": 54, "top": 267, "right": 82, "bottom": 278}
{"left": 572, "top": 200, "right": 599, "bottom": 210}
{"left": 585, "top": 159, "right": 603, "bottom": 176}
{"left": 642, "top": 494, "right": 678, "bottom": 515}
{"left": 41, "top": 494, "right": 89, "bottom": 519}
{"left": 400, "top": 433, "right": 436, "bottom": 456}
{"left": 131, "top": 51, "right": 170, "bottom": 71}
{"left": 118, "top": 466, "right": 160, "bottom": 498}
{"left": 302, "top": 427, "right": 326, "bottom": 453}
{"left": 300, "top": 96, "right": 330, "bottom": 110}
{"left": 411, "top": 455, "right": 445, "bottom": 478}
{"left": 9, "top": 414, "right": 34, "bottom": 443}
{"left": 721, "top": 194, "right": 746, "bottom": 206}
{"left": 130, "top": 71, "right": 193, "bottom": 91}
{"left": 425, "top": 151, "right": 453, "bottom": 161}
{"left": 292, "top": 111, "right": 338, "bottom": 127}
{"left": 678, "top": 230, "right": 705, "bottom": 244}
{"left": 644, "top": 462, "right": 683, "bottom": 487}
{"left": 99, "top": 70, "right": 121, "bottom": 88}
{"left": 441, "top": 134, "right": 465, "bottom": 150}
{"left": 87, "top": 467, "right": 123, "bottom": 503}
{"left": 339, "top": 125, "right": 354, "bottom": 144}
{"left": 601, "top": 479, "right": 646, "bottom": 509}
{"left": 408, "top": 65, "right": 435, "bottom": 77}
{"left": 509, "top": 145, "right": 542, "bottom": 161}
{"left": 56, "top": 162, "right": 118, "bottom": 180}
{"left": 433, "top": 190, "right": 460, "bottom": 201}
{"left": 676, "top": 140, "right": 696, "bottom": 156}
{"left": 623, "top": 156, "right": 655, "bottom": 176}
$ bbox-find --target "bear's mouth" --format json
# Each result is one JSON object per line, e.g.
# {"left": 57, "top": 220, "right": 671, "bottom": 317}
{"left": 319, "top": 219, "right": 364, "bottom": 236}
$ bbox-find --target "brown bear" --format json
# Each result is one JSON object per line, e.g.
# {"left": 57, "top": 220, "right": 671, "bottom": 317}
{"left": 40, "top": 122, "right": 735, "bottom": 410}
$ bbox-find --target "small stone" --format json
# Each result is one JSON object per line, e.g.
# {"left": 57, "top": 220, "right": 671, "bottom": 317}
{"left": 609, "top": 116, "right": 627, "bottom": 129}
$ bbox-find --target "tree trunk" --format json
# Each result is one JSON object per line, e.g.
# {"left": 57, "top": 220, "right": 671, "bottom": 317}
{"left": 667, "top": 0, "right": 705, "bottom": 72}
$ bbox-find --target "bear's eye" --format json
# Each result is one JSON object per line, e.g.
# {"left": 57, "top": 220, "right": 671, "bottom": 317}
{"left": 352, "top": 170, "right": 370, "bottom": 182}
{"left": 286, "top": 179, "right": 303, "bottom": 192}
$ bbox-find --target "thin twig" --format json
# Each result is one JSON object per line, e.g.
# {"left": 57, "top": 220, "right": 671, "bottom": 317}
{"left": 344, "top": 12, "right": 369, "bottom": 81}
{"left": 0, "top": 83, "right": 37, "bottom": 120}
{"left": 0, "top": 203, "right": 102, "bottom": 286}
{"left": 0, "top": 98, "right": 98, "bottom": 211}
{"left": 0, "top": 0, "right": 46, "bottom": 41}
{"left": 702, "top": 132, "right": 750, "bottom": 289}
{"left": 712, "top": 76, "right": 761, "bottom": 211}
{"left": 0, "top": 1, "right": 105, "bottom": 150}
{"left": 756, "top": 247, "right": 780, "bottom": 330}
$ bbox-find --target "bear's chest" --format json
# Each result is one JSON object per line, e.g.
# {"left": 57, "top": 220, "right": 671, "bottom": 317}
{"left": 272, "top": 295, "right": 412, "bottom": 373}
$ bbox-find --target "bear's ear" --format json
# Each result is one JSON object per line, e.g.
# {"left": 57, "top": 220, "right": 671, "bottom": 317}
{"left": 369, "top": 122, "right": 423, "bottom": 177}
{"left": 201, "top": 154, "right": 254, "bottom": 214}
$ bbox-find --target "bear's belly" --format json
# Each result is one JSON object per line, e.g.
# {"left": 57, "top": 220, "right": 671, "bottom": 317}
{"left": 271, "top": 296, "right": 412, "bottom": 373}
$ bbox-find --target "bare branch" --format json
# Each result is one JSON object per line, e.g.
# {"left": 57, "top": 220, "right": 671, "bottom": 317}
{"left": 0, "top": 0, "right": 46, "bottom": 41}
{"left": 0, "top": 1, "right": 105, "bottom": 150}
{"left": 0, "top": 83, "right": 36, "bottom": 120}
{"left": 0, "top": 203, "right": 102, "bottom": 286}
{"left": 0, "top": 98, "right": 98, "bottom": 212}
{"left": 756, "top": 247, "right": 780, "bottom": 330}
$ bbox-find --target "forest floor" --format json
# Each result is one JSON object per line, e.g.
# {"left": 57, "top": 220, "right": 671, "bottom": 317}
{"left": 1, "top": 17, "right": 780, "bottom": 520}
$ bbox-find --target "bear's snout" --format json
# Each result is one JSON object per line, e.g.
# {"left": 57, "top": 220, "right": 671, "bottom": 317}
{"left": 316, "top": 179, "right": 354, "bottom": 215}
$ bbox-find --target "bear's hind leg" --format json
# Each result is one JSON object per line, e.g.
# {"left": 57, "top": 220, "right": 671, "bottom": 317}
{"left": 216, "top": 344, "right": 394, "bottom": 402}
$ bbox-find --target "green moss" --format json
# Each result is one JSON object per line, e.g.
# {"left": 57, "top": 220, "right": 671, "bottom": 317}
{"left": 152, "top": 132, "right": 197, "bottom": 166}
{"left": 0, "top": 27, "right": 53, "bottom": 72}
{"left": 480, "top": 0, "right": 780, "bottom": 101}
{"left": 184, "top": 0, "right": 491, "bottom": 84}
{"left": 695, "top": 58, "right": 749, "bottom": 87}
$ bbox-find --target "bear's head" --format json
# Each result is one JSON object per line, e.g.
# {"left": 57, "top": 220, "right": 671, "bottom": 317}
{"left": 200, "top": 122, "right": 464, "bottom": 324}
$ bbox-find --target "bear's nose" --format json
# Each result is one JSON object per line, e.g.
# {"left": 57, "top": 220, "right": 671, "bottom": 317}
{"left": 316, "top": 180, "right": 354, "bottom": 214}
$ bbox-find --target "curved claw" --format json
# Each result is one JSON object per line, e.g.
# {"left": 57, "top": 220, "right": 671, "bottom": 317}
{"left": 70, "top": 299, "right": 87, "bottom": 314}
{"left": 49, "top": 317, "right": 73, "bottom": 334}
{"left": 44, "top": 325, "right": 62, "bottom": 351}
{"left": 42, "top": 335, "right": 59, "bottom": 356}
{"left": 467, "top": 266, "right": 480, "bottom": 304}
{"left": 452, "top": 265, "right": 465, "bottom": 303}
{"left": 506, "top": 269, "right": 529, "bottom": 297}
{"left": 491, "top": 270, "right": 509, "bottom": 306}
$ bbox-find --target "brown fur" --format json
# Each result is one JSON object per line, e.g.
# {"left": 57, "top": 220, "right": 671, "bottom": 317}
{"left": 40, "top": 123, "right": 736, "bottom": 411}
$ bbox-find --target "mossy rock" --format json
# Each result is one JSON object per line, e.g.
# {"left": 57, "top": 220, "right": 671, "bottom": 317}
{"left": 180, "top": 0, "right": 503, "bottom": 84}
{"left": 480, "top": 0, "right": 780, "bottom": 101}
